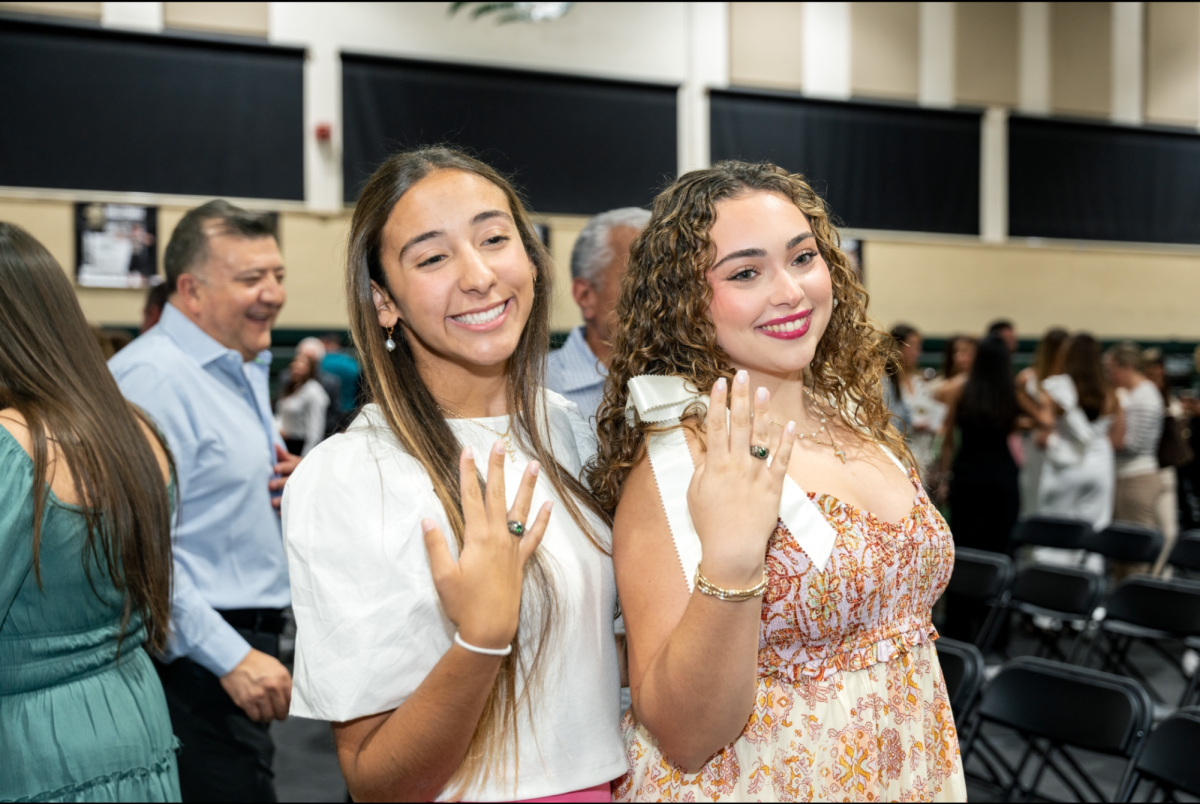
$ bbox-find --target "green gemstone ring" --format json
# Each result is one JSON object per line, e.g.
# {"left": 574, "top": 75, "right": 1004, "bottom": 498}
{"left": 750, "top": 445, "right": 770, "bottom": 460}
{"left": 507, "top": 520, "right": 525, "bottom": 537}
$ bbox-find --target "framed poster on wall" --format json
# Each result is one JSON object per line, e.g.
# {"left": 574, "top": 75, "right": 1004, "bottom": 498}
{"left": 75, "top": 202, "right": 159, "bottom": 288}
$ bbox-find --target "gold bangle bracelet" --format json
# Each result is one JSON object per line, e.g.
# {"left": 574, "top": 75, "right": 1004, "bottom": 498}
{"left": 694, "top": 567, "right": 768, "bottom": 601}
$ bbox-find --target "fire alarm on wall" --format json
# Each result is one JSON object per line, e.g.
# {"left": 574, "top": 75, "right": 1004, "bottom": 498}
{"left": 315, "top": 123, "right": 333, "bottom": 142}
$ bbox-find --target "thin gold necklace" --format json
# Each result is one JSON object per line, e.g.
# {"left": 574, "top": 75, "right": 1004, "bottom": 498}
{"left": 770, "top": 409, "right": 847, "bottom": 464}
{"left": 437, "top": 404, "right": 517, "bottom": 462}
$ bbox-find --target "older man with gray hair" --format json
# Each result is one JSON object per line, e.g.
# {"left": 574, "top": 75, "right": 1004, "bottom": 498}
{"left": 547, "top": 207, "right": 651, "bottom": 424}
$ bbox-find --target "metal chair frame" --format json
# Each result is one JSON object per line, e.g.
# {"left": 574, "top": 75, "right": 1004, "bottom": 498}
{"left": 983, "top": 565, "right": 1103, "bottom": 664}
{"left": 943, "top": 547, "right": 1015, "bottom": 653}
{"left": 1084, "top": 576, "right": 1200, "bottom": 707}
{"left": 960, "top": 657, "right": 1152, "bottom": 803}
{"left": 1117, "top": 707, "right": 1200, "bottom": 802}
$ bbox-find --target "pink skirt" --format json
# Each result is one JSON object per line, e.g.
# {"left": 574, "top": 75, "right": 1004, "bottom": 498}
{"left": 516, "top": 781, "right": 613, "bottom": 803}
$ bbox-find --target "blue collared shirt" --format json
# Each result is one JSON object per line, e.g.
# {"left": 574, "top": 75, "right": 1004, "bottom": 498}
{"left": 109, "top": 303, "right": 290, "bottom": 676}
{"left": 546, "top": 325, "right": 608, "bottom": 427}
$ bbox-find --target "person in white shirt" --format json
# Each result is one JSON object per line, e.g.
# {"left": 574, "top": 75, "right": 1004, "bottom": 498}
{"left": 280, "top": 147, "right": 626, "bottom": 802}
{"left": 547, "top": 208, "right": 650, "bottom": 425}
{"left": 1036, "top": 334, "right": 1118, "bottom": 570}
{"left": 1107, "top": 342, "right": 1165, "bottom": 535}
{"left": 274, "top": 351, "right": 329, "bottom": 456}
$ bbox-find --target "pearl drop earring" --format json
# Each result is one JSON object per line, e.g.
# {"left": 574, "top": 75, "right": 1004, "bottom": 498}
{"left": 384, "top": 326, "right": 395, "bottom": 352}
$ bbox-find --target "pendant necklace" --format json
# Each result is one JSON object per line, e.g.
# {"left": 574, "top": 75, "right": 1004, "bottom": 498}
{"left": 771, "top": 409, "right": 847, "bottom": 464}
{"left": 437, "top": 404, "right": 517, "bottom": 462}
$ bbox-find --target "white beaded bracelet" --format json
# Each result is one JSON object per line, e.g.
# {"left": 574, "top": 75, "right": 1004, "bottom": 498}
{"left": 454, "top": 631, "right": 513, "bottom": 657}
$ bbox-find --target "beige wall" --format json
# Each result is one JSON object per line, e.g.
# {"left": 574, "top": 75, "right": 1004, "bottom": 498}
{"left": 728, "top": 2, "right": 804, "bottom": 91}
{"left": 1145, "top": 2, "right": 1200, "bottom": 127}
{"left": 0, "top": 197, "right": 586, "bottom": 332}
{"left": 9, "top": 195, "right": 1200, "bottom": 342}
{"left": 1050, "top": 2, "right": 1112, "bottom": 118}
{"left": 850, "top": 1, "right": 919, "bottom": 101}
{"left": 163, "top": 2, "right": 268, "bottom": 38}
{"left": 866, "top": 238, "right": 1200, "bottom": 339}
{"left": 956, "top": 2, "right": 1019, "bottom": 107}
{"left": 0, "top": 2, "right": 100, "bottom": 19}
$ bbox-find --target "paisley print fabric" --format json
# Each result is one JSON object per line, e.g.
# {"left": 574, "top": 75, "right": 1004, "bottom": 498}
{"left": 616, "top": 469, "right": 966, "bottom": 802}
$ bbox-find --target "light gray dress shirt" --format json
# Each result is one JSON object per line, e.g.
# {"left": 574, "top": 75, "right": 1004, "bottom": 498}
{"left": 109, "top": 303, "right": 290, "bottom": 677}
{"left": 546, "top": 325, "right": 608, "bottom": 427}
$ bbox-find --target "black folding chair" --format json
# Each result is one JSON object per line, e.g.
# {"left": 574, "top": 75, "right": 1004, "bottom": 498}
{"left": 960, "top": 657, "right": 1152, "bottom": 802}
{"left": 994, "top": 565, "right": 1103, "bottom": 663}
{"left": 1088, "top": 576, "right": 1200, "bottom": 706}
{"left": 1085, "top": 522, "right": 1164, "bottom": 569}
{"left": 935, "top": 637, "right": 985, "bottom": 717}
{"left": 1013, "top": 515, "right": 1094, "bottom": 550}
{"left": 1169, "top": 530, "right": 1200, "bottom": 580}
{"left": 944, "top": 547, "right": 1014, "bottom": 650}
{"left": 1118, "top": 707, "right": 1200, "bottom": 802}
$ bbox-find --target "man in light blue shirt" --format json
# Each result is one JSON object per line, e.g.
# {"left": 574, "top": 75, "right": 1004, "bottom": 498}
{"left": 110, "top": 200, "right": 297, "bottom": 802}
{"left": 547, "top": 207, "right": 650, "bottom": 425}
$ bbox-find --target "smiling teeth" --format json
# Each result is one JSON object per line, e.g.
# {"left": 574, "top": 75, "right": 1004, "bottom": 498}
{"left": 452, "top": 302, "right": 506, "bottom": 325}
{"left": 761, "top": 318, "right": 808, "bottom": 333}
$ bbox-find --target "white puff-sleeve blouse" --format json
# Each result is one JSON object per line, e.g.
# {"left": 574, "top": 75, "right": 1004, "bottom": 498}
{"left": 280, "top": 392, "right": 626, "bottom": 801}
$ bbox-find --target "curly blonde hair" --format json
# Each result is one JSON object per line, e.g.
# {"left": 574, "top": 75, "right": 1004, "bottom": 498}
{"left": 586, "top": 160, "right": 909, "bottom": 512}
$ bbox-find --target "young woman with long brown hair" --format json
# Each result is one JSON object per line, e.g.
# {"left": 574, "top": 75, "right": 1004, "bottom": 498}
{"left": 588, "top": 161, "right": 965, "bottom": 801}
{"left": 281, "top": 149, "right": 625, "bottom": 801}
{"left": 0, "top": 223, "right": 178, "bottom": 801}
{"left": 1036, "top": 333, "right": 1119, "bottom": 534}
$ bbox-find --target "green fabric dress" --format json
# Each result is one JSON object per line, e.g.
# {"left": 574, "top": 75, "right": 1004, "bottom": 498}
{"left": 0, "top": 428, "right": 181, "bottom": 802}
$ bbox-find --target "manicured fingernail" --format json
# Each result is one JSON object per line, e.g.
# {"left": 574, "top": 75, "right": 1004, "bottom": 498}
{"left": 716, "top": 378, "right": 726, "bottom": 391}
{"left": 463, "top": 446, "right": 473, "bottom": 460}
{"left": 544, "top": 501, "right": 554, "bottom": 513}
{"left": 736, "top": 370, "right": 748, "bottom": 385}
{"left": 494, "top": 440, "right": 506, "bottom": 455}
{"left": 421, "top": 518, "right": 436, "bottom": 533}
{"left": 756, "top": 387, "right": 768, "bottom": 401}
{"left": 786, "top": 421, "right": 796, "bottom": 434}
{"left": 528, "top": 461, "right": 540, "bottom": 476}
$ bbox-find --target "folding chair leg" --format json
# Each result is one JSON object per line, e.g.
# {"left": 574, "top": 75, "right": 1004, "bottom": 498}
{"left": 1057, "top": 745, "right": 1109, "bottom": 802}
{"left": 1114, "top": 643, "right": 1167, "bottom": 704}
{"left": 1019, "top": 740, "right": 1053, "bottom": 802}
{"left": 1002, "top": 737, "right": 1040, "bottom": 802}
{"left": 1182, "top": 665, "right": 1200, "bottom": 707}
{"left": 1115, "top": 766, "right": 1141, "bottom": 803}
{"left": 977, "top": 733, "right": 1019, "bottom": 785}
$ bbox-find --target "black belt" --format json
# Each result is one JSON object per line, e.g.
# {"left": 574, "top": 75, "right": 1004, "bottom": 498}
{"left": 217, "top": 608, "right": 287, "bottom": 635}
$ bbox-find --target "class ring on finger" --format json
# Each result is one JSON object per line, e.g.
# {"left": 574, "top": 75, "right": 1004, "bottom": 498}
{"left": 507, "top": 520, "right": 526, "bottom": 537}
{"left": 750, "top": 445, "right": 770, "bottom": 460}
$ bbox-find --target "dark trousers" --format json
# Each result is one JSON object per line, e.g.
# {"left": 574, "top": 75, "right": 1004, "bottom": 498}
{"left": 155, "top": 628, "right": 281, "bottom": 803}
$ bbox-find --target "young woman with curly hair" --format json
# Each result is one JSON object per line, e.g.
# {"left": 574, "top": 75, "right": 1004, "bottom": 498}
{"left": 588, "top": 161, "right": 965, "bottom": 801}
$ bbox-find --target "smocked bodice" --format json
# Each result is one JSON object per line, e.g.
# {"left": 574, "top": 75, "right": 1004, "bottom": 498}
{"left": 758, "top": 469, "right": 955, "bottom": 682}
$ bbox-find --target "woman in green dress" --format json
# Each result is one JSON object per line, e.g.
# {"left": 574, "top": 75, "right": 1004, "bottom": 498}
{"left": 0, "top": 223, "right": 180, "bottom": 802}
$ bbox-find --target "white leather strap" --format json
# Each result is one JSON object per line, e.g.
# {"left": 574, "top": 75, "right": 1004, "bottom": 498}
{"left": 628, "top": 375, "right": 839, "bottom": 592}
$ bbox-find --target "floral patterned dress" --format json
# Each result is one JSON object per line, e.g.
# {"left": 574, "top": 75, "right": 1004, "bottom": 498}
{"left": 615, "top": 468, "right": 966, "bottom": 802}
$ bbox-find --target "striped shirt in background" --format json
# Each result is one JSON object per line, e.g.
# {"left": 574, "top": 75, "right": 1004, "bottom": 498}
{"left": 546, "top": 325, "right": 607, "bottom": 428}
{"left": 1116, "top": 379, "right": 1164, "bottom": 478}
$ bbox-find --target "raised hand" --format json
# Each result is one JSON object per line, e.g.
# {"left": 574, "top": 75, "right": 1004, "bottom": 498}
{"left": 421, "top": 441, "right": 552, "bottom": 650}
{"left": 687, "top": 370, "right": 796, "bottom": 588}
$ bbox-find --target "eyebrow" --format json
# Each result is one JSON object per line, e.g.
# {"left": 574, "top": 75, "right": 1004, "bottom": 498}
{"left": 710, "top": 232, "right": 814, "bottom": 271}
{"left": 787, "top": 231, "right": 815, "bottom": 250}
{"left": 398, "top": 210, "right": 514, "bottom": 261}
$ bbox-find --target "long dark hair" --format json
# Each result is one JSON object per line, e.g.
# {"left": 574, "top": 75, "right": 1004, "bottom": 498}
{"left": 941, "top": 334, "right": 973, "bottom": 379}
{"left": 958, "top": 335, "right": 1018, "bottom": 433}
{"left": 1059, "top": 333, "right": 1110, "bottom": 421}
{"left": 0, "top": 223, "right": 173, "bottom": 652}
{"left": 344, "top": 148, "right": 609, "bottom": 794}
